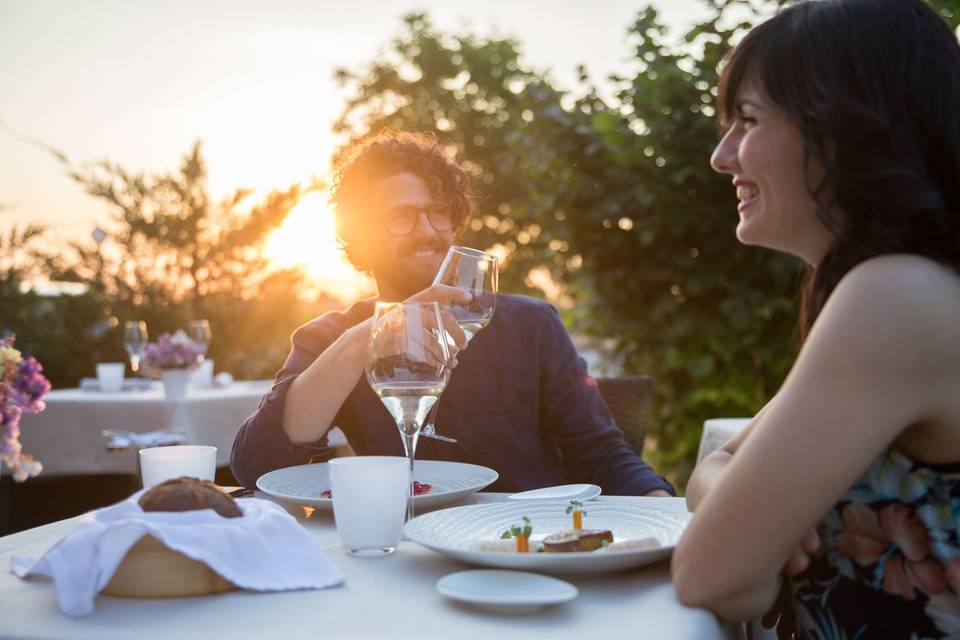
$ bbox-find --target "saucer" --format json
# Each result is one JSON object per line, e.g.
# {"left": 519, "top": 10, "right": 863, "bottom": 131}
{"left": 436, "top": 570, "right": 577, "bottom": 612}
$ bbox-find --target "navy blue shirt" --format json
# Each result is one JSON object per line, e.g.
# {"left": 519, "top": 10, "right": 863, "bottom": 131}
{"left": 231, "top": 294, "right": 674, "bottom": 496}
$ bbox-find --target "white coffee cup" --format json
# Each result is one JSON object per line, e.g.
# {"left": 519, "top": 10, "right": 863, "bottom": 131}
{"left": 95, "top": 362, "right": 125, "bottom": 393}
{"left": 329, "top": 456, "right": 409, "bottom": 556}
{"left": 139, "top": 445, "right": 217, "bottom": 488}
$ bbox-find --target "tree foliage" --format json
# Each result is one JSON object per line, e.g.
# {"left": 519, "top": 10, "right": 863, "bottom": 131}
{"left": 3, "top": 143, "right": 336, "bottom": 386}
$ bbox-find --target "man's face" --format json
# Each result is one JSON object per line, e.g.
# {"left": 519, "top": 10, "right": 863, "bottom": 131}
{"left": 362, "top": 172, "right": 455, "bottom": 299}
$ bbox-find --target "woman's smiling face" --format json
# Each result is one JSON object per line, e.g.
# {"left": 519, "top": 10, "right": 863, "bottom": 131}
{"left": 710, "top": 76, "right": 835, "bottom": 266}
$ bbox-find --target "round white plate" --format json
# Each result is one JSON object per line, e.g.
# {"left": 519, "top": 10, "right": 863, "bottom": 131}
{"left": 256, "top": 460, "right": 498, "bottom": 511}
{"left": 437, "top": 570, "right": 577, "bottom": 612}
{"left": 507, "top": 483, "right": 601, "bottom": 502}
{"left": 404, "top": 500, "right": 691, "bottom": 574}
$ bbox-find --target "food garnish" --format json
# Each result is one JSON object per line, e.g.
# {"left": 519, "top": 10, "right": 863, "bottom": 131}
{"left": 565, "top": 500, "right": 586, "bottom": 529}
{"left": 601, "top": 537, "right": 660, "bottom": 552}
{"left": 501, "top": 516, "right": 533, "bottom": 553}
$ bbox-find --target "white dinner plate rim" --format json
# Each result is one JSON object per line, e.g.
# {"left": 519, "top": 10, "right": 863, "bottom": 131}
{"left": 256, "top": 459, "right": 499, "bottom": 510}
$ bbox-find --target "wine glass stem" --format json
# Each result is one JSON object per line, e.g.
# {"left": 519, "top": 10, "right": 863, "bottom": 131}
{"left": 401, "top": 432, "right": 418, "bottom": 522}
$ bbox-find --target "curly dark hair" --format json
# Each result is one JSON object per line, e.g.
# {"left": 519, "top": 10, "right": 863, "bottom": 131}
{"left": 717, "top": 0, "right": 960, "bottom": 340}
{"left": 330, "top": 129, "right": 474, "bottom": 272}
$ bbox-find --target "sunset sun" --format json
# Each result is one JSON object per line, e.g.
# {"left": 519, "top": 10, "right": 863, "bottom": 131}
{"left": 264, "top": 191, "right": 373, "bottom": 300}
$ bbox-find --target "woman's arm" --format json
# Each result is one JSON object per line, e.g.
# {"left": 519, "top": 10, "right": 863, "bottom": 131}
{"left": 673, "top": 256, "right": 959, "bottom": 620}
{"left": 685, "top": 410, "right": 764, "bottom": 511}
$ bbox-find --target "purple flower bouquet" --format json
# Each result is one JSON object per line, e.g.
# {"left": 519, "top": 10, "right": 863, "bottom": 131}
{"left": 141, "top": 331, "right": 205, "bottom": 371}
{"left": 1, "top": 335, "right": 52, "bottom": 482}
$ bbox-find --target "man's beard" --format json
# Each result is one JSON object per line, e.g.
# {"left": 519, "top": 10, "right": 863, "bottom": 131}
{"left": 374, "top": 237, "right": 449, "bottom": 299}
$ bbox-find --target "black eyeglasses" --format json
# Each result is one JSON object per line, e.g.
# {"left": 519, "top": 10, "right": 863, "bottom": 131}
{"left": 380, "top": 204, "right": 454, "bottom": 236}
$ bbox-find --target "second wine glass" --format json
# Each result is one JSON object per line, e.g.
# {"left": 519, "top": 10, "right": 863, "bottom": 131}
{"left": 189, "top": 319, "right": 212, "bottom": 362}
{"left": 421, "top": 246, "right": 499, "bottom": 439}
{"left": 433, "top": 245, "right": 499, "bottom": 342}
{"left": 123, "top": 321, "right": 148, "bottom": 375}
{"left": 365, "top": 301, "right": 451, "bottom": 522}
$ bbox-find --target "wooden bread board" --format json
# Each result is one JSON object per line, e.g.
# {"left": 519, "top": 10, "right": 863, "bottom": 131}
{"left": 102, "top": 535, "right": 236, "bottom": 598}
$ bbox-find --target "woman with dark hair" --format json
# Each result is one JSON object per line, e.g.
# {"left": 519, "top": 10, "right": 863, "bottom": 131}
{"left": 673, "top": 0, "right": 960, "bottom": 637}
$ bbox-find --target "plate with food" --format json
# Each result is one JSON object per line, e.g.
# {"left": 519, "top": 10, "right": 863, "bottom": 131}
{"left": 403, "top": 499, "right": 691, "bottom": 573}
{"left": 256, "top": 459, "right": 498, "bottom": 511}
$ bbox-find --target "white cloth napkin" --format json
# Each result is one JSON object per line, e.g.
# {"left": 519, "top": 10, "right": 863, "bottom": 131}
{"left": 10, "top": 491, "right": 344, "bottom": 616}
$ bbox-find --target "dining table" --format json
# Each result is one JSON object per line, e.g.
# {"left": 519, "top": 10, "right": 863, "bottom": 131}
{"left": 0, "top": 493, "right": 742, "bottom": 640}
{"left": 16, "top": 381, "right": 348, "bottom": 476}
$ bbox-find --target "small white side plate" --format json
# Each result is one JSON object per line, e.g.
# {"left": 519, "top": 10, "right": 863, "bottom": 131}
{"left": 437, "top": 570, "right": 577, "bottom": 612}
{"left": 507, "top": 484, "right": 601, "bottom": 502}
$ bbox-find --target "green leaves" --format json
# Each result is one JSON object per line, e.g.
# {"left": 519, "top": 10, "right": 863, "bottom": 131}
{"left": 501, "top": 516, "right": 533, "bottom": 539}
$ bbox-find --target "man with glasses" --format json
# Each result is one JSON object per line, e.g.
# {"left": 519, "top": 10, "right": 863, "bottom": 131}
{"left": 231, "top": 130, "right": 674, "bottom": 496}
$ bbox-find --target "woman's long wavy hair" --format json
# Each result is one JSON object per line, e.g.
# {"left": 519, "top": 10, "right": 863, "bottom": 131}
{"left": 717, "top": 0, "right": 960, "bottom": 340}
{"left": 330, "top": 129, "right": 473, "bottom": 272}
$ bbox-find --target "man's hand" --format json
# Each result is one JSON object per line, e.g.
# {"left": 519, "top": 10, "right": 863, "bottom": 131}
{"left": 405, "top": 284, "right": 471, "bottom": 364}
{"left": 645, "top": 489, "right": 672, "bottom": 497}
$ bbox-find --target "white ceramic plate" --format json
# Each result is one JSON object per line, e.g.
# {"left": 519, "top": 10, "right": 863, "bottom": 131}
{"left": 404, "top": 500, "right": 691, "bottom": 574}
{"left": 436, "top": 570, "right": 577, "bottom": 612}
{"left": 507, "top": 483, "right": 601, "bottom": 502}
{"left": 256, "top": 460, "right": 499, "bottom": 511}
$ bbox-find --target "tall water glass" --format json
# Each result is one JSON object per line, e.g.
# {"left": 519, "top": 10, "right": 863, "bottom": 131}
{"left": 422, "top": 246, "right": 498, "bottom": 438}
{"left": 124, "top": 321, "right": 148, "bottom": 374}
{"left": 365, "top": 302, "right": 450, "bottom": 521}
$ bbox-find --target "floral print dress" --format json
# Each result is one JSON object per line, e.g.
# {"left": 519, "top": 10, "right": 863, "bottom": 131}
{"left": 791, "top": 448, "right": 960, "bottom": 639}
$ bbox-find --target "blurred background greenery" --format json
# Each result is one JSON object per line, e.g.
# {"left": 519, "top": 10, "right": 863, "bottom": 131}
{"left": 4, "top": 0, "right": 958, "bottom": 490}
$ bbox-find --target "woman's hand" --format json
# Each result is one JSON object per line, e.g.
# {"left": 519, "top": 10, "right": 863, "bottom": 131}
{"left": 760, "top": 529, "right": 820, "bottom": 639}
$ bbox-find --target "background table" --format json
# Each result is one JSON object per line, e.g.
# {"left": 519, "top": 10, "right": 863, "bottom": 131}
{"left": 17, "top": 382, "right": 348, "bottom": 476}
{"left": 0, "top": 494, "right": 741, "bottom": 640}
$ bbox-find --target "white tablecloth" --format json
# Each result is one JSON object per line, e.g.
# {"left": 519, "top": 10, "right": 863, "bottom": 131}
{"left": 17, "top": 382, "right": 348, "bottom": 476}
{"left": 0, "top": 494, "right": 740, "bottom": 640}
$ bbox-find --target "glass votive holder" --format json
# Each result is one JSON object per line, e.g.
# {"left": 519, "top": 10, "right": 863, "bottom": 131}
{"left": 96, "top": 362, "right": 125, "bottom": 393}
{"left": 139, "top": 445, "right": 217, "bottom": 489}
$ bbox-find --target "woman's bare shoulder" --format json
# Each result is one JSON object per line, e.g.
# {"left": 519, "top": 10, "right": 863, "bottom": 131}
{"left": 825, "top": 254, "right": 960, "bottom": 333}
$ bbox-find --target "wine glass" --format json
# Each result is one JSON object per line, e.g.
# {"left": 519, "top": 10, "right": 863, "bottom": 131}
{"left": 189, "top": 319, "right": 212, "bottom": 361}
{"left": 433, "top": 246, "right": 499, "bottom": 342}
{"left": 123, "top": 321, "right": 148, "bottom": 375}
{"left": 422, "top": 246, "right": 499, "bottom": 439}
{"left": 365, "top": 301, "right": 451, "bottom": 521}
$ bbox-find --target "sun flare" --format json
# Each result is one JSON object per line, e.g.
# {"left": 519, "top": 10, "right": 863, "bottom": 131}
{"left": 264, "top": 191, "right": 373, "bottom": 300}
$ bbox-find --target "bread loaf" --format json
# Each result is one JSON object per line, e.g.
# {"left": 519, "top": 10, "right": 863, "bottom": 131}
{"left": 138, "top": 477, "right": 242, "bottom": 518}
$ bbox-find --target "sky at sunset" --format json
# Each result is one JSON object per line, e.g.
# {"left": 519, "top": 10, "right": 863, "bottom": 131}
{"left": 1, "top": 0, "right": 710, "bottom": 299}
